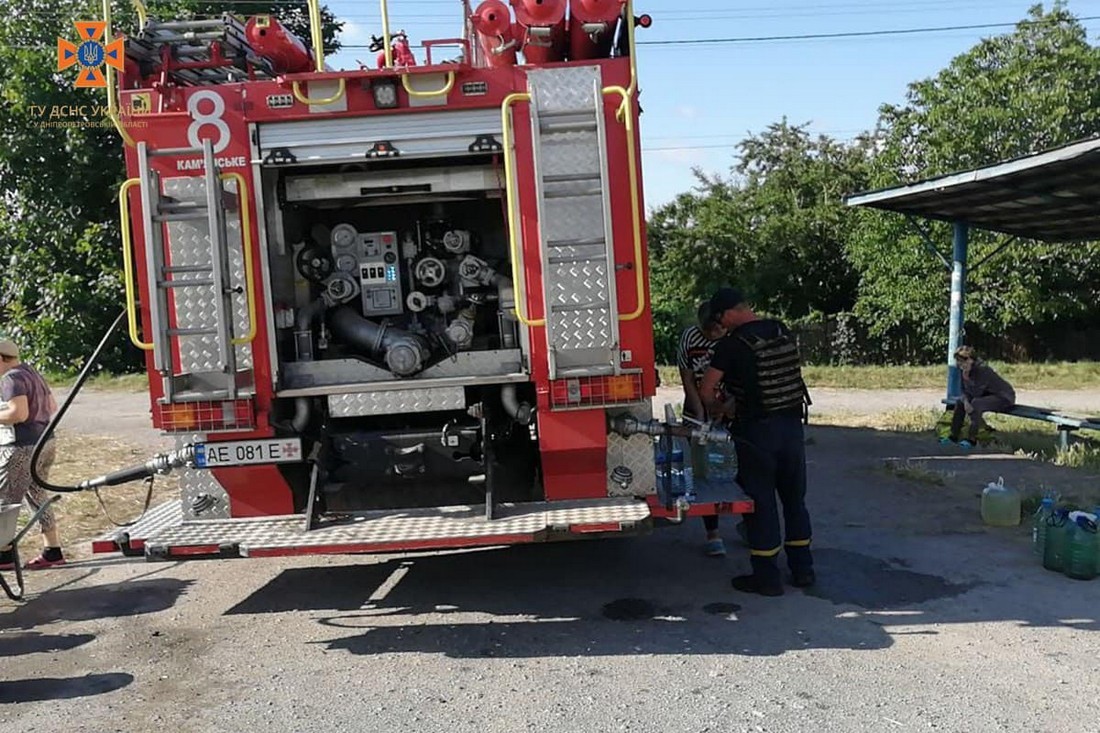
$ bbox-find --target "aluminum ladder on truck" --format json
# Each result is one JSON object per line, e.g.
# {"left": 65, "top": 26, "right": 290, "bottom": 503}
{"left": 527, "top": 66, "right": 621, "bottom": 379}
{"left": 126, "top": 13, "right": 275, "bottom": 86}
{"left": 133, "top": 138, "right": 253, "bottom": 404}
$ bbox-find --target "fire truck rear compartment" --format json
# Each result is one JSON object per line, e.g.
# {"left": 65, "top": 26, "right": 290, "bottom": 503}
{"left": 266, "top": 159, "right": 520, "bottom": 384}
{"left": 261, "top": 158, "right": 540, "bottom": 513}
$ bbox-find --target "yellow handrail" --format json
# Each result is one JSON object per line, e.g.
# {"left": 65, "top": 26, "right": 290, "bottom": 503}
{"left": 381, "top": 0, "right": 394, "bottom": 68}
{"left": 119, "top": 178, "right": 153, "bottom": 350}
{"left": 221, "top": 172, "right": 258, "bottom": 345}
{"left": 307, "top": 0, "right": 325, "bottom": 72}
{"left": 401, "top": 71, "right": 456, "bottom": 99}
{"left": 624, "top": 0, "right": 638, "bottom": 99}
{"left": 601, "top": 85, "right": 645, "bottom": 321}
{"left": 120, "top": 174, "right": 258, "bottom": 349}
{"left": 290, "top": 78, "right": 347, "bottom": 106}
{"left": 291, "top": 0, "right": 347, "bottom": 106}
{"left": 376, "top": 0, "right": 449, "bottom": 97}
{"left": 131, "top": 0, "right": 148, "bottom": 28}
{"left": 501, "top": 92, "right": 544, "bottom": 327}
{"left": 102, "top": 0, "right": 135, "bottom": 146}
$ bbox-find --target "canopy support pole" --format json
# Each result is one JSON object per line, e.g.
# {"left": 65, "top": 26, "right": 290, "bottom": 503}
{"left": 946, "top": 221, "right": 969, "bottom": 403}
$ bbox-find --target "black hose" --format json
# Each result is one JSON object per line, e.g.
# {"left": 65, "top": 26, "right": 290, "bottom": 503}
{"left": 31, "top": 309, "right": 128, "bottom": 493}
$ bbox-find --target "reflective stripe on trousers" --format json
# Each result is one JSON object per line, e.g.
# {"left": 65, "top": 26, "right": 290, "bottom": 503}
{"left": 733, "top": 411, "right": 813, "bottom": 584}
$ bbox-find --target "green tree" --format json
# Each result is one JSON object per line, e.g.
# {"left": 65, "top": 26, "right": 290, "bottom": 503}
{"left": 732, "top": 120, "right": 870, "bottom": 318}
{"left": 0, "top": 0, "right": 341, "bottom": 371}
{"left": 852, "top": 2, "right": 1100, "bottom": 357}
{"left": 646, "top": 121, "right": 870, "bottom": 361}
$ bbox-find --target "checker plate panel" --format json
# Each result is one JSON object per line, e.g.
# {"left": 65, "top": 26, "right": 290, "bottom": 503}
{"left": 91, "top": 500, "right": 184, "bottom": 553}
{"left": 143, "top": 498, "right": 651, "bottom": 555}
{"left": 163, "top": 176, "right": 252, "bottom": 373}
{"left": 606, "top": 401, "right": 657, "bottom": 497}
{"left": 328, "top": 387, "right": 466, "bottom": 417}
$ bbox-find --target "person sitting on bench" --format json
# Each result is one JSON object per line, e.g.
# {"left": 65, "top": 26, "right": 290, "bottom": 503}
{"left": 942, "top": 345, "right": 1016, "bottom": 449}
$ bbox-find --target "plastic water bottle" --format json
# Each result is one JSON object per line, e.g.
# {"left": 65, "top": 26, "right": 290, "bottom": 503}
{"left": 655, "top": 441, "right": 688, "bottom": 496}
{"left": 1064, "top": 513, "right": 1099, "bottom": 580}
{"left": 1043, "top": 510, "right": 1070, "bottom": 572}
{"left": 706, "top": 440, "right": 738, "bottom": 484}
{"left": 671, "top": 447, "right": 685, "bottom": 484}
{"left": 981, "top": 477, "right": 1021, "bottom": 527}
{"left": 1032, "top": 498, "right": 1055, "bottom": 557}
{"left": 671, "top": 446, "right": 695, "bottom": 499}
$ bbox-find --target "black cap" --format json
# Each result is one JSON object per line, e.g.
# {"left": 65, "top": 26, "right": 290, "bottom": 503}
{"left": 709, "top": 287, "right": 746, "bottom": 316}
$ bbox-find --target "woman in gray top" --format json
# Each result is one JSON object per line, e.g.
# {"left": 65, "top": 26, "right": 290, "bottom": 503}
{"left": 944, "top": 345, "right": 1016, "bottom": 449}
{"left": 0, "top": 339, "right": 62, "bottom": 570}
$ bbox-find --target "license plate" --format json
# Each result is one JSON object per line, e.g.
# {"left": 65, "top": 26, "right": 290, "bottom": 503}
{"left": 194, "top": 438, "right": 304, "bottom": 468}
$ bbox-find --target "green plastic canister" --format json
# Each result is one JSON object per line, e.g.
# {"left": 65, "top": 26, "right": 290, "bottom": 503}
{"left": 981, "top": 477, "right": 1021, "bottom": 527}
{"left": 1043, "top": 511, "right": 1070, "bottom": 572}
{"left": 1063, "top": 514, "right": 1099, "bottom": 581}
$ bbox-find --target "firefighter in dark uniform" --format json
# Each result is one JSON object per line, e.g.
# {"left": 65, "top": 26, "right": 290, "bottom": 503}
{"left": 699, "top": 288, "right": 814, "bottom": 596}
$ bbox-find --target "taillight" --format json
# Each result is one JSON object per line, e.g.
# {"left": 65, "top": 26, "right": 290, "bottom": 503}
{"left": 550, "top": 373, "right": 644, "bottom": 409}
{"left": 155, "top": 399, "right": 256, "bottom": 433}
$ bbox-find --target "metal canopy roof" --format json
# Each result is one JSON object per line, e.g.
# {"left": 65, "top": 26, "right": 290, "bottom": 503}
{"left": 846, "top": 137, "right": 1100, "bottom": 242}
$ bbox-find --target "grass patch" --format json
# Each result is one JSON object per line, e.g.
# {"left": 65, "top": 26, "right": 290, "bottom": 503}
{"left": 657, "top": 365, "right": 683, "bottom": 388}
{"left": 41, "top": 371, "right": 149, "bottom": 393}
{"left": 804, "top": 362, "right": 1100, "bottom": 390}
{"left": 881, "top": 457, "right": 949, "bottom": 486}
{"left": 10, "top": 431, "right": 177, "bottom": 560}
{"left": 818, "top": 407, "right": 941, "bottom": 433}
{"left": 659, "top": 362, "right": 1100, "bottom": 391}
{"left": 819, "top": 408, "right": 1100, "bottom": 472}
{"left": 802, "top": 364, "right": 945, "bottom": 389}
{"left": 1021, "top": 487, "right": 1100, "bottom": 516}
{"left": 959, "top": 415, "right": 1100, "bottom": 471}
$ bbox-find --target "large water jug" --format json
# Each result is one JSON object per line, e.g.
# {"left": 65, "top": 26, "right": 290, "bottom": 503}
{"left": 705, "top": 440, "right": 738, "bottom": 485}
{"left": 1043, "top": 511, "right": 1070, "bottom": 572}
{"left": 1032, "top": 498, "right": 1055, "bottom": 557}
{"left": 654, "top": 437, "right": 691, "bottom": 497}
{"left": 1063, "top": 513, "right": 1099, "bottom": 581}
{"left": 981, "top": 477, "right": 1021, "bottom": 527}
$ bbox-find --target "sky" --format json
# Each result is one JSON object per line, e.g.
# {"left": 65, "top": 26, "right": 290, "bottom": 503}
{"left": 317, "top": 0, "right": 1100, "bottom": 211}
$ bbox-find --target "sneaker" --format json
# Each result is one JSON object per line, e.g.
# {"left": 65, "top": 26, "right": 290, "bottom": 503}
{"left": 939, "top": 437, "right": 954, "bottom": 445}
{"left": 791, "top": 570, "right": 816, "bottom": 588}
{"left": 958, "top": 439, "right": 974, "bottom": 449}
{"left": 24, "top": 553, "right": 66, "bottom": 570}
{"left": 703, "top": 539, "right": 727, "bottom": 557}
{"left": 731, "top": 574, "right": 784, "bottom": 596}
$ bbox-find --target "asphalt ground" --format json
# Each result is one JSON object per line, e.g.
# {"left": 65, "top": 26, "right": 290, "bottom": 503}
{"left": 4, "top": 392, "right": 1100, "bottom": 732}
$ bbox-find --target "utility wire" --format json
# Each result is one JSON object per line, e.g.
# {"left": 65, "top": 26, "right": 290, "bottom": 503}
{"left": 636, "top": 16, "right": 1100, "bottom": 45}
{"left": 322, "top": 0, "right": 1100, "bottom": 23}
{"left": 19, "top": 1, "right": 1100, "bottom": 22}
{"left": 12, "top": 11, "right": 1096, "bottom": 52}
{"left": 330, "top": 15, "right": 1100, "bottom": 48}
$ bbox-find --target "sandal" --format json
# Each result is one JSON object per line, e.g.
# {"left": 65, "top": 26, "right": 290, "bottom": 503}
{"left": 24, "top": 553, "right": 66, "bottom": 570}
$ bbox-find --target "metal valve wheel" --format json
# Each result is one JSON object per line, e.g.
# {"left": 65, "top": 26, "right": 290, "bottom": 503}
{"left": 295, "top": 246, "right": 335, "bottom": 282}
{"left": 415, "top": 257, "right": 447, "bottom": 287}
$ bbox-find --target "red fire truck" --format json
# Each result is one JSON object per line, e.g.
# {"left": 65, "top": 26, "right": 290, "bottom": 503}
{"left": 90, "top": 0, "right": 751, "bottom": 560}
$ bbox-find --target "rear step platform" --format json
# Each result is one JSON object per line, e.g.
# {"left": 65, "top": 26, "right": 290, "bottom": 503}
{"left": 94, "top": 498, "right": 655, "bottom": 559}
{"left": 91, "top": 499, "right": 185, "bottom": 556}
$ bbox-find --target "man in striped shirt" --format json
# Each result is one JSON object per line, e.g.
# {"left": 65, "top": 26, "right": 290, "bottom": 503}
{"left": 676, "top": 302, "right": 728, "bottom": 556}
